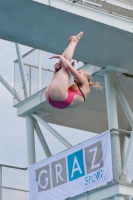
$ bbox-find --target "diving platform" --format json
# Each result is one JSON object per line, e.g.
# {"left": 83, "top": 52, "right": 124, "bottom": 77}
{"left": 0, "top": 0, "right": 133, "bottom": 199}
{"left": 1, "top": 0, "right": 132, "bottom": 133}
{"left": 0, "top": 0, "right": 133, "bottom": 70}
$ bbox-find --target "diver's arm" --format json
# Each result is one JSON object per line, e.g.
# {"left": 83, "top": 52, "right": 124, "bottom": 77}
{"left": 49, "top": 55, "right": 87, "bottom": 85}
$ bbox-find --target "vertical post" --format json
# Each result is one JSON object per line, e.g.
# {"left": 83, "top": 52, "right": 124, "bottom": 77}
{"left": 15, "top": 43, "right": 28, "bottom": 98}
{"left": 114, "top": 75, "right": 133, "bottom": 127}
{"left": 0, "top": 166, "right": 2, "bottom": 200}
{"left": 26, "top": 116, "right": 36, "bottom": 166}
{"left": 38, "top": 50, "right": 42, "bottom": 91}
{"left": 74, "top": 60, "right": 77, "bottom": 69}
{"left": 104, "top": 71, "right": 121, "bottom": 180}
{"left": 29, "top": 66, "right": 31, "bottom": 97}
{"left": 119, "top": 133, "right": 126, "bottom": 166}
{"left": 85, "top": 193, "right": 89, "bottom": 200}
{"left": 129, "top": 195, "right": 132, "bottom": 200}
{"left": 104, "top": 71, "right": 118, "bottom": 129}
{"left": 121, "top": 129, "right": 133, "bottom": 180}
{"left": 34, "top": 119, "right": 52, "bottom": 157}
{"left": 114, "top": 76, "right": 133, "bottom": 180}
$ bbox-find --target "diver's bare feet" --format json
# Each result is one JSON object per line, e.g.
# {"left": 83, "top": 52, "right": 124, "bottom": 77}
{"left": 69, "top": 31, "right": 83, "bottom": 43}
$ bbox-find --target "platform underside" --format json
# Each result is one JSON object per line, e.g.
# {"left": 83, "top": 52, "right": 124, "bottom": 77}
{"left": 0, "top": 0, "right": 133, "bottom": 71}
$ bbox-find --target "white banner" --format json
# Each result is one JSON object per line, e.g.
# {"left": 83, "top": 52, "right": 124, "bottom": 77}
{"left": 28, "top": 130, "right": 113, "bottom": 200}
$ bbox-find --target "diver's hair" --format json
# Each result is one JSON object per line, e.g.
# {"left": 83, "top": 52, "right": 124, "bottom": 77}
{"left": 82, "top": 69, "right": 103, "bottom": 90}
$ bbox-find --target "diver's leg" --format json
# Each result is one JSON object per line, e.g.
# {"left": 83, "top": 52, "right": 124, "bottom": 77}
{"left": 48, "top": 65, "right": 70, "bottom": 101}
{"left": 62, "top": 31, "right": 83, "bottom": 62}
{"left": 45, "top": 32, "right": 83, "bottom": 101}
{"left": 54, "top": 31, "right": 83, "bottom": 70}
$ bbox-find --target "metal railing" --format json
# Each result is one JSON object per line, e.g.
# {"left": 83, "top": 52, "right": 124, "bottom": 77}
{"left": 110, "top": 128, "right": 131, "bottom": 135}
{"left": 13, "top": 48, "right": 101, "bottom": 105}
{"left": 13, "top": 49, "right": 57, "bottom": 105}
{"left": 0, "top": 165, "right": 29, "bottom": 200}
{"left": 71, "top": 0, "right": 133, "bottom": 19}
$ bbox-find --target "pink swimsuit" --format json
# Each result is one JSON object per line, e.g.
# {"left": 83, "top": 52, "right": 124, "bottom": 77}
{"left": 49, "top": 84, "right": 85, "bottom": 109}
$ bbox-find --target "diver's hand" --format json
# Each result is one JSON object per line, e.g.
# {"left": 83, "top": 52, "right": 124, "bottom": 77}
{"left": 49, "top": 55, "right": 66, "bottom": 62}
{"left": 49, "top": 55, "right": 71, "bottom": 69}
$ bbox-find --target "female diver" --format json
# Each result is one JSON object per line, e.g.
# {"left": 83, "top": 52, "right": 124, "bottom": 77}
{"left": 45, "top": 32, "right": 101, "bottom": 109}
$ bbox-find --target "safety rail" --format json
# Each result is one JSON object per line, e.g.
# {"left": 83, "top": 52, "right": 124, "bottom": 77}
{"left": 13, "top": 48, "right": 101, "bottom": 105}
{"left": 0, "top": 165, "right": 29, "bottom": 200}
{"left": 70, "top": 0, "right": 133, "bottom": 19}
{"left": 110, "top": 128, "right": 131, "bottom": 135}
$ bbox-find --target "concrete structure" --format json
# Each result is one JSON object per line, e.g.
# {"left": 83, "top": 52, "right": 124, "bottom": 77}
{"left": 0, "top": 0, "right": 133, "bottom": 199}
